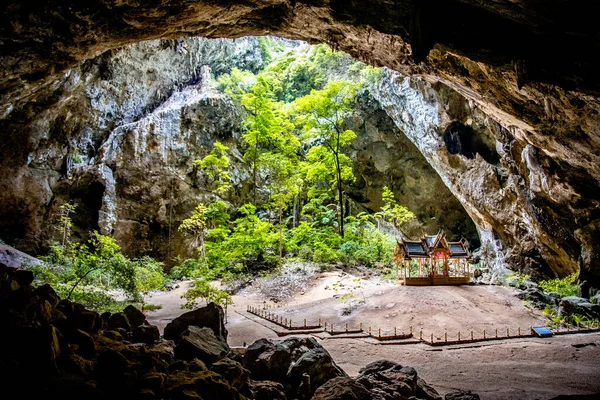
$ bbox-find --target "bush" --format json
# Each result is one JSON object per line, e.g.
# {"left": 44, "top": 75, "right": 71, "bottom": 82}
{"left": 539, "top": 272, "right": 579, "bottom": 298}
{"left": 205, "top": 204, "right": 279, "bottom": 275}
{"left": 133, "top": 256, "right": 166, "bottom": 293}
{"left": 181, "top": 279, "right": 232, "bottom": 310}
{"left": 31, "top": 232, "right": 166, "bottom": 310}
{"left": 170, "top": 257, "right": 214, "bottom": 280}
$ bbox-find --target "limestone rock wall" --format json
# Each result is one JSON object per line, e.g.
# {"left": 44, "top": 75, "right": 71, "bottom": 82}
{"left": 373, "top": 69, "right": 599, "bottom": 283}
{"left": 0, "top": 37, "right": 262, "bottom": 254}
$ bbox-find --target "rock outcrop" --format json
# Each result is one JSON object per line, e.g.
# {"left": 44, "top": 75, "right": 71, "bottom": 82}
{"left": 1, "top": 1, "right": 600, "bottom": 290}
{"left": 372, "top": 69, "right": 599, "bottom": 286}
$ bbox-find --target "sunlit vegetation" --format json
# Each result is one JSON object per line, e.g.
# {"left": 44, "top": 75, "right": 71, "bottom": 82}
{"left": 170, "top": 41, "right": 416, "bottom": 299}
{"left": 31, "top": 40, "right": 416, "bottom": 310}
{"left": 539, "top": 272, "right": 579, "bottom": 298}
{"left": 28, "top": 203, "right": 165, "bottom": 312}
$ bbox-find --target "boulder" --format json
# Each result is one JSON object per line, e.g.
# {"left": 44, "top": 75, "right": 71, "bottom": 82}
{"left": 138, "top": 372, "right": 168, "bottom": 393}
{"left": 164, "top": 370, "right": 244, "bottom": 400}
{"left": 133, "top": 324, "right": 160, "bottom": 345}
{"left": 106, "top": 312, "right": 132, "bottom": 333}
{"left": 250, "top": 380, "right": 287, "bottom": 400}
{"left": 243, "top": 337, "right": 319, "bottom": 382}
{"left": 69, "top": 309, "right": 102, "bottom": 334}
{"left": 15, "top": 269, "right": 34, "bottom": 287}
{"left": 210, "top": 357, "right": 252, "bottom": 397}
{"left": 123, "top": 305, "right": 147, "bottom": 328}
{"left": 164, "top": 302, "right": 228, "bottom": 342}
{"left": 244, "top": 337, "right": 346, "bottom": 397}
{"left": 416, "top": 377, "right": 443, "bottom": 400}
{"left": 516, "top": 287, "right": 558, "bottom": 309}
{"left": 69, "top": 329, "right": 96, "bottom": 359}
{"left": 287, "top": 347, "right": 347, "bottom": 394}
{"left": 149, "top": 339, "right": 176, "bottom": 363}
{"left": 33, "top": 284, "right": 60, "bottom": 307}
{"left": 189, "top": 359, "right": 208, "bottom": 372}
{"left": 95, "top": 349, "right": 136, "bottom": 394}
{"left": 174, "top": 326, "right": 230, "bottom": 365}
{"left": 169, "top": 359, "right": 188, "bottom": 373}
{"left": 27, "top": 298, "right": 53, "bottom": 324}
{"left": 355, "top": 360, "right": 419, "bottom": 399}
{"left": 103, "top": 330, "right": 125, "bottom": 341}
{"left": 445, "top": 389, "right": 481, "bottom": 400}
{"left": 311, "top": 377, "right": 371, "bottom": 400}
{"left": 558, "top": 296, "right": 600, "bottom": 320}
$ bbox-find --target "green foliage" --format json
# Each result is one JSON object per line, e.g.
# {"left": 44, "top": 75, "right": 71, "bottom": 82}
{"left": 539, "top": 272, "right": 579, "bottom": 298}
{"left": 57, "top": 202, "right": 76, "bottom": 246}
{"left": 170, "top": 257, "right": 213, "bottom": 280}
{"left": 205, "top": 204, "right": 279, "bottom": 275}
{"left": 196, "top": 141, "right": 231, "bottom": 195}
{"left": 216, "top": 68, "right": 256, "bottom": 99}
{"left": 542, "top": 303, "right": 596, "bottom": 330}
{"left": 503, "top": 271, "right": 531, "bottom": 287}
{"left": 174, "top": 39, "right": 410, "bottom": 279}
{"left": 33, "top": 229, "right": 166, "bottom": 311}
{"left": 181, "top": 279, "right": 232, "bottom": 310}
{"left": 133, "top": 256, "right": 166, "bottom": 293}
{"left": 241, "top": 76, "right": 300, "bottom": 204}
{"left": 295, "top": 80, "right": 359, "bottom": 237}
{"left": 286, "top": 217, "right": 396, "bottom": 266}
{"left": 261, "top": 43, "right": 369, "bottom": 103}
{"left": 375, "top": 186, "right": 416, "bottom": 228}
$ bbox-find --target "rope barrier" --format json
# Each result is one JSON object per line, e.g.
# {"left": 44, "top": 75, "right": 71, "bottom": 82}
{"left": 245, "top": 305, "right": 600, "bottom": 344}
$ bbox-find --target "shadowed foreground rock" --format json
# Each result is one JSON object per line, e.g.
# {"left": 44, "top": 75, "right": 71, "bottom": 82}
{"left": 164, "top": 302, "right": 228, "bottom": 342}
{"left": 0, "top": 263, "right": 480, "bottom": 399}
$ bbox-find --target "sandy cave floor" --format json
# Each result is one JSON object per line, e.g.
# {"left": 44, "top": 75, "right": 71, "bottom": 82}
{"left": 144, "top": 268, "right": 600, "bottom": 400}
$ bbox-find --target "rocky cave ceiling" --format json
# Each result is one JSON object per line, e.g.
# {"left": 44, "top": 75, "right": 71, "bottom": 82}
{"left": 1, "top": 1, "right": 599, "bottom": 294}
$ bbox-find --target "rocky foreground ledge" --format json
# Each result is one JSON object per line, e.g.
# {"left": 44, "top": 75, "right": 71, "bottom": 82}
{"left": 0, "top": 264, "right": 479, "bottom": 399}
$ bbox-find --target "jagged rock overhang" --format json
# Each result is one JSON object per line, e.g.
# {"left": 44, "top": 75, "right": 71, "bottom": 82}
{"left": 1, "top": 0, "right": 599, "bottom": 109}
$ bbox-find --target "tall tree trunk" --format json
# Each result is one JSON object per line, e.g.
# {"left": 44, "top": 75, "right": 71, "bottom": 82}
{"left": 292, "top": 194, "right": 298, "bottom": 228}
{"left": 335, "top": 156, "right": 344, "bottom": 238}
{"left": 200, "top": 232, "right": 206, "bottom": 263}
{"left": 253, "top": 104, "right": 259, "bottom": 204}
{"left": 279, "top": 199, "right": 283, "bottom": 270}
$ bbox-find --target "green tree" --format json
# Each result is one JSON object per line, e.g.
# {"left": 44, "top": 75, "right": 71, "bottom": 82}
{"left": 196, "top": 141, "right": 231, "bottom": 195}
{"left": 375, "top": 186, "right": 416, "bottom": 228}
{"left": 295, "top": 81, "right": 358, "bottom": 237}
{"left": 179, "top": 201, "right": 230, "bottom": 263}
{"left": 65, "top": 231, "right": 137, "bottom": 301}
{"left": 58, "top": 202, "right": 76, "bottom": 247}
{"left": 181, "top": 279, "right": 232, "bottom": 310}
{"left": 179, "top": 204, "right": 209, "bottom": 262}
{"left": 241, "top": 76, "right": 297, "bottom": 203}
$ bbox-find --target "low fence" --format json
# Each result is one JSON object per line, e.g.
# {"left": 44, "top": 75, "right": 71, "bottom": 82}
{"left": 246, "top": 304, "right": 600, "bottom": 345}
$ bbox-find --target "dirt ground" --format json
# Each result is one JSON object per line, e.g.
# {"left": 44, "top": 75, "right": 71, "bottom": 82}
{"left": 144, "top": 268, "right": 600, "bottom": 400}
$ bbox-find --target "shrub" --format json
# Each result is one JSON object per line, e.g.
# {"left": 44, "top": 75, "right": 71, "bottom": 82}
{"left": 31, "top": 232, "right": 165, "bottom": 309}
{"left": 181, "top": 279, "right": 232, "bottom": 309}
{"left": 539, "top": 272, "right": 579, "bottom": 298}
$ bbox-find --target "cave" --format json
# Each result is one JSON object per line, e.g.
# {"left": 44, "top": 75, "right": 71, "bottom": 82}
{"left": 443, "top": 121, "right": 500, "bottom": 165}
{"left": 1, "top": 1, "right": 600, "bottom": 399}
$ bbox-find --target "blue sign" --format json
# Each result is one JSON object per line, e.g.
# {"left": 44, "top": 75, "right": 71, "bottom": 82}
{"left": 532, "top": 326, "right": 553, "bottom": 337}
